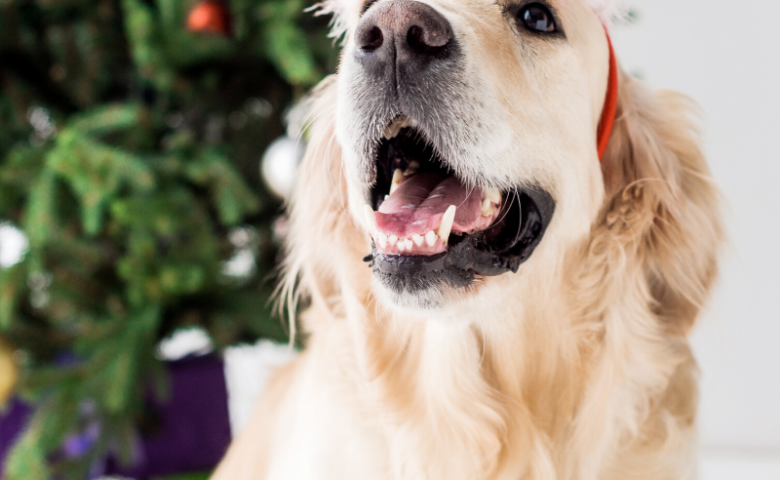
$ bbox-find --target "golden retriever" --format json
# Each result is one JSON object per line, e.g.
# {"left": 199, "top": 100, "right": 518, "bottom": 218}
{"left": 213, "top": 0, "right": 724, "bottom": 478}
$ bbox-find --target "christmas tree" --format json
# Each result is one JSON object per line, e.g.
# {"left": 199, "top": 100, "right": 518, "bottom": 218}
{"left": 0, "top": 1, "right": 334, "bottom": 478}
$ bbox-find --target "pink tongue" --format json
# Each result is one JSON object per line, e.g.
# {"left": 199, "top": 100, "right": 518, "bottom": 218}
{"left": 375, "top": 173, "right": 483, "bottom": 238}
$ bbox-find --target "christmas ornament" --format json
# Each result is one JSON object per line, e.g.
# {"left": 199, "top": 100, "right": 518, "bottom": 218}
{"left": 186, "top": 0, "right": 231, "bottom": 36}
{"left": 261, "top": 136, "right": 305, "bottom": 199}
{"left": 0, "top": 337, "right": 17, "bottom": 405}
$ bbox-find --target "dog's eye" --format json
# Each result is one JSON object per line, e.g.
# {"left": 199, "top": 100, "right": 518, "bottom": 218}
{"left": 518, "top": 3, "right": 556, "bottom": 33}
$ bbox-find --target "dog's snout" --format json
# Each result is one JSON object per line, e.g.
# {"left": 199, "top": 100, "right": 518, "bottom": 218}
{"left": 356, "top": 1, "right": 451, "bottom": 53}
{"left": 355, "top": 0, "right": 454, "bottom": 79}
{"left": 356, "top": 25, "right": 385, "bottom": 52}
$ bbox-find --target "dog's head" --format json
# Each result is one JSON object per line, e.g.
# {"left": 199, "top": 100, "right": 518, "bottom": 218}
{"left": 286, "top": 0, "right": 721, "bottom": 325}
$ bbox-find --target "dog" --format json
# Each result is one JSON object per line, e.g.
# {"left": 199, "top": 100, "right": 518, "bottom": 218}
{"left": 212, "top": 0, "right": 724, "bottom": 478}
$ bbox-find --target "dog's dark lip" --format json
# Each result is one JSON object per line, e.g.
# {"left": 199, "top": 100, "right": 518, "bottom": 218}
{"left": 365, "top": 186, "right": 555, "bottom": 289}
{"left": 361, "top": 120, "right": 555, "bottom": 292}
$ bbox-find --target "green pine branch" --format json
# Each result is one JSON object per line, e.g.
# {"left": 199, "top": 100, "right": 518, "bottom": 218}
{"left": 0, "top": 0, "right": 335, "bottom": 477}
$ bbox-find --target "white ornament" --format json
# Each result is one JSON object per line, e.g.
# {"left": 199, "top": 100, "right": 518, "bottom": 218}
{"left": 260, "top": 136, "right": 305, "bottom": 200}
{"left": 0, "top": 222, "right": 29, "bottom": 268}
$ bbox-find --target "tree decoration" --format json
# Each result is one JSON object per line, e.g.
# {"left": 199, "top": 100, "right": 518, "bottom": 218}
{"left": 0, "top": 337, "right": 16, "bottom": 405}
{"left": 187, "top": 0, "right": 232, "bottom": 36}
{"left": 261, "top": 136, "right": 305, "bottom": 199}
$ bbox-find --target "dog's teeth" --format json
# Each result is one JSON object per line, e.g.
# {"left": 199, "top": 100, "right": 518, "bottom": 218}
{"left": 383, "top": 124, "right": 400, "bottom": 140}
{"left": 363, "top": 204, "right": 376, "bottom": 235}
{"left": 483, "top": 188, "right": 501, "bottom": 205}
{"left": 412, "top": 234, "right": 424, "bottom": 246}
{"left": 383, "top": 117, "right": 411, "bottom": 140}
{"left": 424, "top": 230, "right": 437, "bottom": 247}
{"left": 481, "top": 198, "right": 494, "bottom": 217}
{"left": 397, "top": 241, "right": 405, "bottom": 252}
{"left": 437, "top": 205, "right": 456, "bottom": 244}
{"left": 403, "top": 239, "right": 414, "bottom": 251}
{"left": 404, "top": 160, "right": 420, "bottom": 176}
{"left": 389, "top": 169, "right": 404, "bottom": 195}
{"left": 388, "top": 235, "right": 398, "bottom": 246}
{"left": 376, "top": 232, "right": 387, "bottom": 249}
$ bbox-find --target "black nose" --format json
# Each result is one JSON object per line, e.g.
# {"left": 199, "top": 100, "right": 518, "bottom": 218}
{"left": 355, "top": 0, "right": 454, "bottom": 80}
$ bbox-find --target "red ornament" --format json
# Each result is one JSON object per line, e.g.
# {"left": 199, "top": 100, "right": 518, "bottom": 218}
{"left": 187, "top": 0, "right": 231, "bottom": 36}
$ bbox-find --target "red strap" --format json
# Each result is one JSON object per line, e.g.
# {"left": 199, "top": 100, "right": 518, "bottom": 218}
{"left": 596, "top": 29, "right": 619, "bottom": 161}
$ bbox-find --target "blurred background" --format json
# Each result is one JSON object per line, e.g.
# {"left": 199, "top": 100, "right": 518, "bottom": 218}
{"left": 0, "top": 0, "right": 777, "bottom": 479}
{"left": 0, "top": 1, "right": 334, "bottom": 478}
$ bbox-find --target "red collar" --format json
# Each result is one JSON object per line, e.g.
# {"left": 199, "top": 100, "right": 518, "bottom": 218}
{"left": 596, "top": 29, "right": 619, "bottom": 161}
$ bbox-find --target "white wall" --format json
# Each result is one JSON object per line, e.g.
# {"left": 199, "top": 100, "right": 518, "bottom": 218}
{"left": 611, "top": 0, "right": 780, "bottom": 452}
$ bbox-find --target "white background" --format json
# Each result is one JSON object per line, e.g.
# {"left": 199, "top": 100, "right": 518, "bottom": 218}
{"left": 610, "top": 0, "right": 780, "bottom": 475}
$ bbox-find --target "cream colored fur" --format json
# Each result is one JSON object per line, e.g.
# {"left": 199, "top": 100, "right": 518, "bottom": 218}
{"left": 212, "top": 0, "right": 724, "bottom": 479}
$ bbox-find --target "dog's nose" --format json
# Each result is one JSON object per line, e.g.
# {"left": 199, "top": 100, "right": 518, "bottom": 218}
{"left": 355, "top": 0, "right": 454, "bottom": 78}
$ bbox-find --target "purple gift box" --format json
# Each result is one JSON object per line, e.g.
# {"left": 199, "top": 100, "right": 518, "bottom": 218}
{"left": 0, "top": 354, "right": 232, "bottom": 479}
{"left": 0, "top": 397, "right": 33, "bottom": 466}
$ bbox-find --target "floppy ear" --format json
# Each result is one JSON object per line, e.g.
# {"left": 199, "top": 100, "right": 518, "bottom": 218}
{"left": 598, "top": 71, "right": 724, "bottom": 335}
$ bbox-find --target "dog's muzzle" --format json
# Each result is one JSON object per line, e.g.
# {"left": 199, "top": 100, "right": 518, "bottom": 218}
{"left": 362, "top": 124, "right": 555, "bottom": 294}
{"left": 352, "top": 1, "right": 556, "bottom": 295}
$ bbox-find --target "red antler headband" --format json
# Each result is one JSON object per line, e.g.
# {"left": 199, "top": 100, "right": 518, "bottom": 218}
{"left": 596, "top": 29, "right": 619, "bottom": 161}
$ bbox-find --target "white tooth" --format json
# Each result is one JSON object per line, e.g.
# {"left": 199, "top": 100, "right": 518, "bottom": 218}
{"left": 397, "top": 240, "right": 406, "bottom": 252}
{"left": 437, "top": 205, "right": 456, "bottom": 244}
{"left": 388, "top": 235, "right": 398, "bottom": 246}
{"left": 376, "top": 232, "right": 388, "bottom": 249}
{"left": 484, "top": 188, "right": 501, "bottom": 205}
{"left": 403, "top": 239, "right": 414, "bottom": 251}
{"left": 383, "top": 123, "right": 400, "bottom": 140}
{"left": 383, "top": 116, "right": 411, "bottom": 140}
{"left": 384, "top": 195, "right": 389, "bottom": 200}
{"left": 412, "top": 234, "right": 424, "bottom": 246}
{"left": 425, "top": 230, "right": 437, "bottom": 247}
{"left": 363, "top": 204, "right": 376, "bottom": 234}
{"left": 481, "top": 198, "right": 494, "bottom": 217}
{"left": 389, "top": 169, "right": 405, "bottom": 195}
{"left": 404, "top": 160, "right": 420, "bottom": 176}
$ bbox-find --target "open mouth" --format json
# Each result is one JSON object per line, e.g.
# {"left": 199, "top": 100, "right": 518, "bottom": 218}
{"left": 363, "top": 116, "right": 555, "bottom": 291}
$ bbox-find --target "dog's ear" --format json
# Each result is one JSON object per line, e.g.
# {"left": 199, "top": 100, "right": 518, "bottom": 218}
{"left": 597, "top": 71, "right": 724, "bottom": 335}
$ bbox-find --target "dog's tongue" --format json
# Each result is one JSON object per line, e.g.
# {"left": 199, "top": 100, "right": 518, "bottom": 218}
{"left": 375, "top": 173, "right": 483, "bottom": 238}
